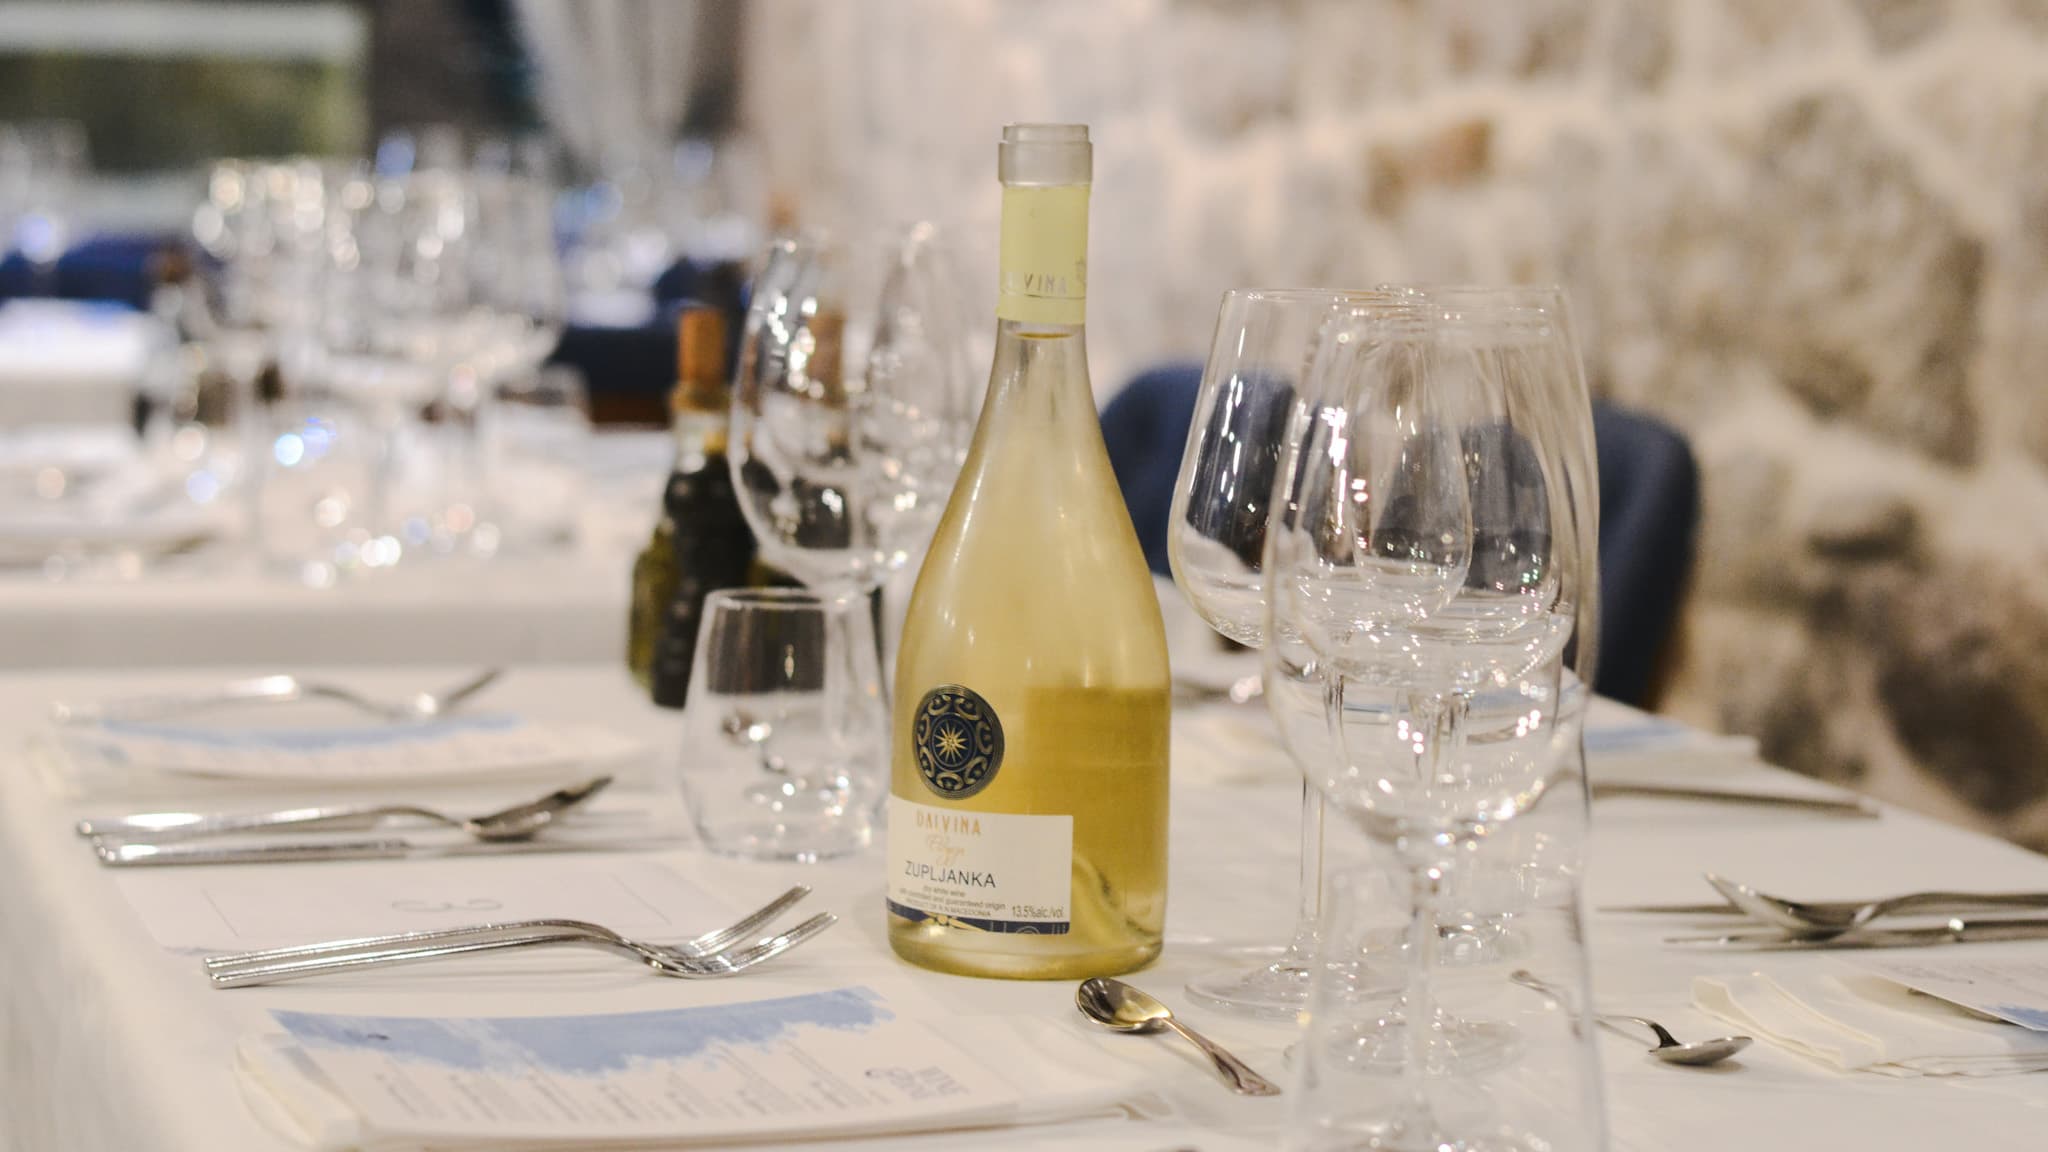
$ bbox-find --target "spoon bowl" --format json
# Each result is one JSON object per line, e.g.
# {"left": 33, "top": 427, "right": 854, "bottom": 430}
{"left": 464, "top": 774, "right": 614, "bottom": 841}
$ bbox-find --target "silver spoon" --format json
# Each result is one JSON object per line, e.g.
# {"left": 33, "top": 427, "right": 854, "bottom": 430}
{"left": 1511, "top": 970, "right": 1751, "bottom": 1067}
{"left": 1705, "top": 873, "right": 2048, "bottom": 941}
{"left": 1076, "top": 977, "right": 1282, "bottom": 1096}
{"left": 81, "top": 775, "right": 613, "bottom": 844}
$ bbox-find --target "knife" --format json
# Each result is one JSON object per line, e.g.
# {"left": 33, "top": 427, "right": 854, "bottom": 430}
{"left": 77, "top": 805, "right": 393, "bottom": 839}
{"left": 1668, "top": 915, "right": 2048, "bottom": 951}
{"left": 1589, "top": 782, "right": 1880, "bottom": 818}
{"left": 95, "top": 835, "right": 674, "bottom": 868}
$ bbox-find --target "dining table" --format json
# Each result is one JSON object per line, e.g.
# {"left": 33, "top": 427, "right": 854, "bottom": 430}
{"left": 0, "top": 430, "right": 668, "bottom": 669}
{"left": 4, "top": 663, "right": 2048, "bottom": 1152}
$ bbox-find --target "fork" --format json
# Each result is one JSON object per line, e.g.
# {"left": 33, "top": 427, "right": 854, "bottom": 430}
{"left": 52, "top": 668, "right": 503, "bottom": 726}
{"left": 205, "top": 884, "right": 811, "bottom": 974}
{"left": 1702, "top": 872, "right": 2048, "bottom": 940}
{"left": 208, "top": 908, "right": 835, "bottom": 987}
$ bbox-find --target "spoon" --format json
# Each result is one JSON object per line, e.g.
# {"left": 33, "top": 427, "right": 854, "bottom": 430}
{"left": 80, "top": 775, "right": 614, "bottom": 844}
{"left": 1705, "top": 873, "right": 2048, "bottom": 941}
{"left": 1510, "top": 970, "right": 1750, "bottom": 1067}
{"left": 1075, "top": 977, "right": 1282, "bottom": 1096}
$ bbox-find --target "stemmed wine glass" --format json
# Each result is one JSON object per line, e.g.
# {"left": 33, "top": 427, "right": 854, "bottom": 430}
{"left": 728, "top": 225, "right": 974, "bottom": 598}
{"left": 1268, "top": 290, "right": 1601, "bottom": 1150}
{"left": 1166, "top": 287, "right": 1393, "bottom": 1017}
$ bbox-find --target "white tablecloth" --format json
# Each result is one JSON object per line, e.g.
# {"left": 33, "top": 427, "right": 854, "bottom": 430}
{"left": 0, "top": 431, "right": 668, "bottom": 669}
{"left": 0, "top": 552, "right": 633, "bottom": 668}
{"left": 5, "top": 666, "right": 2048, "bottom": 1151}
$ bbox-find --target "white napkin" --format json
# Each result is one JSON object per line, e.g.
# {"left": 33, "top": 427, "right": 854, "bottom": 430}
{"left": 1694, "top": 968, "right": 2048, "bottom": 1076}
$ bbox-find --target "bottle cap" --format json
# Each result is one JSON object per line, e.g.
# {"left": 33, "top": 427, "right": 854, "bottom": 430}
{"left": 672, "top": 307, "right": 728, "bottom": 412}
{"left": 999, "top": 123, "right": 1091, "bottom": 187}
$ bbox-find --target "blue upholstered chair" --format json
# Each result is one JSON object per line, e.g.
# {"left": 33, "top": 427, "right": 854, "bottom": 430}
{"left": 1100, "top": 363, "right": 1699, "bottom": 707}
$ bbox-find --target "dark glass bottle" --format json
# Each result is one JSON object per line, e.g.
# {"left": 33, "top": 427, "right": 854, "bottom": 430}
{"left": 632, "top": 308, "right": 758, "bottom": 706}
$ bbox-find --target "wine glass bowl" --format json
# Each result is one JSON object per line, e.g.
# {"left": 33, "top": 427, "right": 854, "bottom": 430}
{"left": 729, "top": 226, "right": 972, "bottom": 595}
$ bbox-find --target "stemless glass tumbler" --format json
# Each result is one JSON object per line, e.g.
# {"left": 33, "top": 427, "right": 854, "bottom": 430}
{"left": 677, "top": 589, "right": 888, "bottom": 861}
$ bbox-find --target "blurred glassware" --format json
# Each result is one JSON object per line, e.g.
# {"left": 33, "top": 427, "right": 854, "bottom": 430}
{"left": 1267, "top": 290, "right": 1602, "bottom": 1149}
{"left": 480, "top": 364, "right": 590, "bottom": 555}
{"left": 676, "top": 587, "right": 888, "bottom": 861}
{"left": 185, "top": 159, "right": 338, "bottom": 560}
{"left": 248, "top": 386, "right": 382, "bottom": 587}
{"left": 469, "top": 168, "right": 568, "bottom": 391}
{"left": 317, "top": 166, "right": 488, "bottom": 563}
{"left": 727, "top": 225, "right": 973, "bottom": 598}
{"left": 1169, "top": 287, "right": 1394, "bottom": 1018}
{"left": 3, "top": 120, "right": 89, "bottom": 288}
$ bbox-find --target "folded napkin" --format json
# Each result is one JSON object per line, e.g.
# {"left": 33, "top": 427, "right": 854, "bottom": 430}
{"left": 235, "top": 985, "right": 1161, "bottom": 1150}
{"left": 1694, "top": 968, "right": 2048, "bottom": 1076}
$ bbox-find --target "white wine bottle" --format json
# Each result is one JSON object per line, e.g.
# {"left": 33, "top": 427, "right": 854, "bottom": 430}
{"left": 887, "top": 124, "right": 1170, "bottom": 980}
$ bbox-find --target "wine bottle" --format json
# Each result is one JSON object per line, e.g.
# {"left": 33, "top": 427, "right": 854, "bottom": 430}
{"left": 886, "top": 124, "right": 1170, "bottom": 980}
{"left": 634, "top": 307, "right": 758, "bottom": 707}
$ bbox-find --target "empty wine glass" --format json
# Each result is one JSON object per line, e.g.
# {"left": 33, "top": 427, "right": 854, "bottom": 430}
{"left": 728, "top": 225, "right": 973, "bottom": 597}
{"left": 1267, "top": 290, "right": 1599, "bottom": 1149}
{"left": 1166, "top": 287, "right": 1395, "bottom": 1017}
{"left": 319, "top": 168, "right": 487, "bottom": 561}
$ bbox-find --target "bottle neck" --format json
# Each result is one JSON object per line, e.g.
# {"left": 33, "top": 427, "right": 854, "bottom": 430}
{"left": 996, "top": 183, "right": 1088, "bottom": 330}
{"left": 670, "top": 397, "right": 727, "bottom": 472}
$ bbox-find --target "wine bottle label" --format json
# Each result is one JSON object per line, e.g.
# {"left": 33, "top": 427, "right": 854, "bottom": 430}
{"left": 996, "top": 185, "right": 1088, "bottom": 326}
{"left": 886, "top": 796, "right": 1073, "bottom": 934}
{"left": 910, "top": 684, "right": 1004, "bottom": 798}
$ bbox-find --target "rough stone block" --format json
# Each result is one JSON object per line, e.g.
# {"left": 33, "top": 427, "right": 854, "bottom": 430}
{"left": 1747, "top": 92, "right": 1983, "bottom": 464}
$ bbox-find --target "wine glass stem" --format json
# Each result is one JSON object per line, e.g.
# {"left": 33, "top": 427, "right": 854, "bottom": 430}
{"left": 1401, "top": 849, "right": 1446, "bottom": 1141}
{"left": 1288, "top": 778, "right": 1325, "bottom": 957}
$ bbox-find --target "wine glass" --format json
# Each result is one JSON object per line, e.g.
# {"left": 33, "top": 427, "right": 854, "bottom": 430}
{"left": 728, "top": 225, "right": 973, "bottom": 597}
{"left": 1166, "top": 287, "right": 1394, "bottom": 1017}
{"left": 1267, "top": 291, "right": 1599, "bottom": 1149}
{"left": 319, "top": 168, "right": 488, "bottom": 562}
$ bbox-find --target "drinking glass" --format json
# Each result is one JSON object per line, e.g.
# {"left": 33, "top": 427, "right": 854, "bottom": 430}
{"left": 249, "top": 390, "right": 382, "bottom": 586}
{"left": 479, "top": 365, "right": 589, "bottom": 555}
{"left": 6, "top": 120, "right": 87, "bottom": 286}
{"left": 677, "top": 588, "right": 889, "bottom": 860}
{"left": 1291, "top": 673, "right": 1604, "bottom": 1152}
{"left": 727, "top": 226, "right": 973, "bottom": 597}
{"left": 1267, "top": 291, "right": 1600, "bottom": 1149}
{"left": 1166, "top": 287, "right": 1393, "bottom": 1017}
{"left": 318, "top": 168, "right": 487, "bottom": 561}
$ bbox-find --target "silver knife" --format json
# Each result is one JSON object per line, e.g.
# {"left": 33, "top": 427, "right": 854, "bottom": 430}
{"left": 1589, "top": 782, "right": 1880, "bottom": 818}
{"left": 95, "top": 836, "right": 674, "bottom": 867}
{"left": 1669, "top": 915, "right": 2048, "bottom": 951}
{"left": 77, "top": 805, "right": 394, "bottom": 839}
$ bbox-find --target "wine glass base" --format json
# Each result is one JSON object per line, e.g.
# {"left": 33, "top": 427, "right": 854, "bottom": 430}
{"left": 1321, "top": 1007, "right": 1519, "bottom": 1077}
{"left": 1294, "top": 1118, "right": 1544, "bottom": 1152}
{"left": 1184, "top": 952, "right": 1316, "bottom": 1019}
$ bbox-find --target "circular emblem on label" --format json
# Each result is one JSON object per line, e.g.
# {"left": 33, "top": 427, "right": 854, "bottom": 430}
{"left": 913, "top": 684, "right": 1004, "bottom": 800}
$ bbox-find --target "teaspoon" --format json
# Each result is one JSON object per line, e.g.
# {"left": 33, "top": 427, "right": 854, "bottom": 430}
{"left": 1075, "top": 977, "right": 1282, "bottom": 1096}
{"left": 1511, "top": 970, "right": 1750, "bottom": 1067}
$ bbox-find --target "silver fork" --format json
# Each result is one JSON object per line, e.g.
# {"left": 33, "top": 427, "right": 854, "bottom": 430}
{"left": 1704, "top": 873, "right": 2048, "bottom": 940}
{"left": 205, "top": 884, "right": 810, "bottom": 974}
{"left": 208, "top": 908, "right": 835, "bottom": 987}
{"left": 52, "top": 668, "right": 503, "bottom": 726}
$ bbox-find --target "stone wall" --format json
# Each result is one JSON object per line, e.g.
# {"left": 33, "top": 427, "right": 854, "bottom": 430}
{"left": 742, "top": 0, "right": 2048, "bottom": 849}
